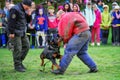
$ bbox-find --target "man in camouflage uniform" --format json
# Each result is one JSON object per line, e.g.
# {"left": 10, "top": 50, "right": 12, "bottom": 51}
{"left": 8, "top": 0, "right": 32, "bottom": 72}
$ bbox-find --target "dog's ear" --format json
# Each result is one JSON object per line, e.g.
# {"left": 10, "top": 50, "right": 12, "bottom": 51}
{"left": 47, "top": 35, "right": 53, "bottom": 44}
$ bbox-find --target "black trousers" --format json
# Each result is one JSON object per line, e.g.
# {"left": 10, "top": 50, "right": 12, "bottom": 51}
{"left": 112, "top": 27, "right": 120, "bottom": 43}
{"left": 101, "top": 29, "right": 109, "bottom": 44}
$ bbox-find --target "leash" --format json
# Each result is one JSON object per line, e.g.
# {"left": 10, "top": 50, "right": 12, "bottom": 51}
{"left": 40, "top": 60, "right": 50, "bottom": 72}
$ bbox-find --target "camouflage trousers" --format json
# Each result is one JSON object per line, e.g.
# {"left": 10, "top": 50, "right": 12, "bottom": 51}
{"left": 8, "top": 35, "right": 30, "bottom": 66}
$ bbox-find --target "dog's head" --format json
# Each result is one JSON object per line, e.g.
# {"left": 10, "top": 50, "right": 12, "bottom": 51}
{"left": 47, "top": 34, "right": 61, "bottom": 47}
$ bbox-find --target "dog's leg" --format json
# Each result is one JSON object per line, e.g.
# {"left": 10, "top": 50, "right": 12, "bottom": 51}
{"left": 40, "top": 55, "right": 44, "bottom": 66}
{"left": 60, "top": 55, "right": 63, "bottom": 60}
{"left": 55, "top": 64, "right": 60, "bottom": 69}
{"left": 52, "top": 64, "right": 60, "bottom": 70}
{"left": 51, "top": 59, "right": 60, "bottom": 70}
{"left": 58, "top": 55, "right": 63, "bottom": 62}
{"left": 51, "top": 58, "right": 57, "bottom": 70}
{"left": 41, "top": 58, "right": 44, "bottom": 66}
{"left": 51, "top": 64, "right": 54, "bottom": 70}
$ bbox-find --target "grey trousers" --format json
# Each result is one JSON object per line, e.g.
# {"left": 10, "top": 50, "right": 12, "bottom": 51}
{"left": 10, "top": 35, "right": 30, "bottom": 66}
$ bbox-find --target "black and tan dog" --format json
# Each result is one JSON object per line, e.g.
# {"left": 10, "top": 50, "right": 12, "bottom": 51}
{"left": 40, "top": 34, "right": 62, "bottom": 70}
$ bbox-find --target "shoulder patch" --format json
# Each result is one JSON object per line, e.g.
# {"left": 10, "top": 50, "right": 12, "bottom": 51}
{"left": 12, "top": 14, "right": 16, "bottom": 19}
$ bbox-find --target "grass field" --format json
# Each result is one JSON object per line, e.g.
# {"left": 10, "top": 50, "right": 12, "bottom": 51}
{"left": 0, "top": 45, "right": 120, "bottom": 80}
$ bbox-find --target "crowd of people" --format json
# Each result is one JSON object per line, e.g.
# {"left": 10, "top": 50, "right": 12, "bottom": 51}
{"left": 0, "top": 0, "right": 120, "bottom": 48}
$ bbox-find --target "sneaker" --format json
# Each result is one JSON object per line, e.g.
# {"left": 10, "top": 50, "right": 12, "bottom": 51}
{"left": 112, "top": 43, "right": 116, "bottom": 46}
{"left": 51, "top": 69, "right": 64, "bottom": 75}
{"left": 97, "top": 43, "right": 100, "bottom": 46}
{"left": 31, "top": 45, "right": 35, "bottom": 49}
{"left": 91, "top": 43, "right": 95, "bottom": 46}
{"left": 117, "top": 43, "right": 120, "bottom": 46}
{"left": 2, "top": 44, "right": 6, "bottom": 48}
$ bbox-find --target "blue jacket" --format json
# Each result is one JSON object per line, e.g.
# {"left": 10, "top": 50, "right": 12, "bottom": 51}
{"left": 112, "top": 11, "right": 120, "bottom": 25}
{"left": 35, "top": 15, "right": 48, "bottom": 32}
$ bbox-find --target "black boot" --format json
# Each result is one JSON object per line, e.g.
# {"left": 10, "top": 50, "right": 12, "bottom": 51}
{"left": 14, "top": 65, "right": 26, "bottom": 72}
{"left": 21, "top": 63, "right": 26, "bottom": 70}
{"left": 88, "top": 68, "right": 98, "bottom": 73}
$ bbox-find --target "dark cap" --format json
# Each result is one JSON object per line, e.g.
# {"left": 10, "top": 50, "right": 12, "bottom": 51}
{"left": 22, "top": 0, "right": 32, "bottom": 7}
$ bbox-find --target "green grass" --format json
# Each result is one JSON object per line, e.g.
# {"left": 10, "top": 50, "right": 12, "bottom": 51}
{"left": 0, "top": 45, "right": 120, "bottom": 80}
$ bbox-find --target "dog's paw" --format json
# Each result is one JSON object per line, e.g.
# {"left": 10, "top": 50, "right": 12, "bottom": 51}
{"left": 40, "top": 63, "right": 44, "bottom": 66}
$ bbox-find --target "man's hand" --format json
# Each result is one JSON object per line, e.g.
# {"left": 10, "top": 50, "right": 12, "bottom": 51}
{"left": 9, "top": 34, "right": 15, "bottom": 38}
{"left": 0, "top": 22, "right": 2, "bottom": 26}
{"left": 29, "top": 25, "right": 34, "bottom": 29}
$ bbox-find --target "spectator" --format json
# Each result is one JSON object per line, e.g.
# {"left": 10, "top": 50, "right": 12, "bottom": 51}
{"left": 3, "top": 0, "right": 10, "bottom": 19}
{"left": 3, "top": 2, "right": 15, "bottom": 48}
{"left": 76, "top": 0, "right": 83, "bottom": 4}
{"left": 63, "top": 2, "right": 72, "bottom": 12}
{"left": 110, "top": 2, "right": 118, "bottom": 16}
{"left": 72, "top": 3, "right": 80, "bottom": 12}
{"left": 110, "top": 2, "right": 118, "bottom": 44}
{"left": 46, "top": 0, "right": 57, "bottom": 10}
{"left": 65, "top": 0, "right": 70, "bottom": 3}
{"left": 27, "top": 1, "right": 36, "bottom": 49}
{"left": 47, "top": 6, "right": 58, "bottom": 35}
{"left": 92, "top": 0, "right": 98, "bottom": 3}
{"left": 0, "top": 10, "right": 3, "bottom": 47}
{"left": 111, "top": 2, "right": 118, "bottom": 11}
{"left": 0, "top": 9, "right": 7, "bottom": 48}
{"left": 119, "top": 11, "right": 120, "bottom": 44}
{"left": 35, "top": 6, "right": 48, "bottom": 48}
{"left": 58, "top": 5, "right": 64, "bottom": 11}
{"left": 97, "top": 0, "right": 104, "bottom": 13}
{"left": 82, "top": 1, "right": 96, "bottom": 32}
{"left": 111, "top": 5, "right": 120, "bottom": 46}
{"left": 91, "top": 4, "right": 101, "bottom": 46}
{"left": 97, "top": 0, "right": 104, "bottom": 45}
{"left": 47, "top": 6, "right": 58, "bottom": 44}
{"left": 101, "top": 5, "right": 111, "bottom": 45}
{"left": 68, "top": 0, "right": 83, "bottom": 4}
{"left": 84, "top": 0, "right": 89, "bottom": 4}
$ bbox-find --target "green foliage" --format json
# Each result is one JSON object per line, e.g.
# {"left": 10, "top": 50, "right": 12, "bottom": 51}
{"left": 0, "top": 46, "right": 120, "bottom": 80}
